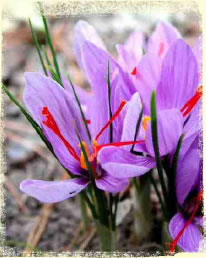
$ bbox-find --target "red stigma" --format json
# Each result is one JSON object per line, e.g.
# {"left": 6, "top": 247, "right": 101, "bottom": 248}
{"left": 95, "top": 100, "right": 127, "bottom": 141}
{"left": 168, "top": 190, "right": 203, "bottom": 253}
{"left": 96, "top": 140, "right": 144, "bottom": 153}
{"left": 131, "top": 67, "right": 141, "bottom": 78}
{"left": 181, "top": 86, "right": 202, "bottom": 117}
{"left": 158, "top": 42, "right": 165, "bottom": 57}
{"left": 131, "top": 67, "right": 137, "bottom": 76}
{"left": 41, "top": 107, "right": 80, "bottom": 162}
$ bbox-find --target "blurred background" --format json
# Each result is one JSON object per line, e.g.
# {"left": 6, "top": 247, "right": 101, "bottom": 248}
{"left": 2, "top": 2, "right": 201, "bottom": 255}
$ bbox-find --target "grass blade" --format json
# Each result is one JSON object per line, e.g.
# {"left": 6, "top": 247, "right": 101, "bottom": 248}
{"left": 168, "top": 134, "right": 184, "bottom": 218}
{"left": 39, "top": 4, "right": 62, "bottom": 84}
{"left": 28, "top": 18, "right": 48, "bottom": 76}
{"left": 41, "top": 45, "right": 52, "bottom": 67}
{"left": 107, "top": 60, "right": 113, "bottom": 143}
{"left": 48, "top": 65, "right": 63, "bottom": 87}
{"left": 130, "top": 105, "right": 144, "bottom": 155}
{"left": 2, "top": 84, "right": 53, "bottom": 153}
{"left": 80, "top": 191, "right": 97, "bottom": 220}
{"left": 150, "top": 91, "right": 168, "bottom": 212}
{"left": 67, "top": 74, "right": 91, "bottom": 141}
{"left": 149, "top": 172, "right": 167, "bottom": 219}
{"left": 75, "top": 127, "right": 109, "bottom": 227}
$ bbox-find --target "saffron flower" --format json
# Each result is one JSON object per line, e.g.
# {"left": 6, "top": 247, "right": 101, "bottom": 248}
{"left": 117, "top": 21, "right": 181, "bottom": 74}
{"left": 98, "top": 39, "right": 201, "bottom": 179}
{"left": 73, "top": 20, "right": 181, "bottom": 76}
{"left": 168, "top": 137, "right": 203, "bottom": 252}
{"left": 20, "top": 19, "right": 155, "bottom": 203}
{"left": 19, "top": 70, "right": 148, "bottom": 203}
{"left": 73, "top": 21, "right": 201, "bottom": 164}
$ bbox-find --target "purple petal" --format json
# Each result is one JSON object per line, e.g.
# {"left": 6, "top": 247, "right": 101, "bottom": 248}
{"left": 193, "top": 35, "right": 202, "bottom": 82}
{"left": 81, "top": 41, "right": 135, "bottom": 143}
{"left": 20, "top": 178, "right": 89, "bottom": 203}
{"left": 147, "top": 22, "right": 181, "bottom": 58}
{"left": 24, "top": 73, "right": 88, "bottom": 174}
{"left": 180, "top": 101, "right": 202, "bottom": 158}
{"left": 134, "top": 53, "right": 162, "bottom": 115}
{"left": 62, "top": 77, "right": 92, "bottom": 106}
{"left": 95, "top": 172, "right": 128, "bottom": 193}
{"left": 123, "top": 30, "right": 145, "bottom": 57}
{"left": 98, "top": 147, "right": 155, "bottom": 178}
{"left": 61, "top": 76, "right": 92, "bottom": 119}
{"left": 116, "top": 44, "right": 136, "bottom": 73}
{"left": 117, "top": 31, "right": 144, "bottom": 72}
{"left": 145, "top": 109, "right": 183, "bottom": 157}
{"left": 176, "top": 141, "right": 200, "bottom": 205}
{"left": 121, "top": 93, "right": 145, "bottom": 144}
{"left": 169, "top": 212, "right": 202, "bottom": 252}
{"left": 156, "top": 39, "right": 198, "bottom": 110}
{"left": 73, "top": 20, "right": 106, "bottom": 71}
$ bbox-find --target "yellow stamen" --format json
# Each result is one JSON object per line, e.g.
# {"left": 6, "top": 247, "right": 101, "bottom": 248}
{"left": 79, "top": 139, "right": 98, "bottom": 170}
{"left": 79, "top": 141, "right": 90, "bottom": 170}
{"left": 142, "top": 116, "right": 151, "bottom": 131}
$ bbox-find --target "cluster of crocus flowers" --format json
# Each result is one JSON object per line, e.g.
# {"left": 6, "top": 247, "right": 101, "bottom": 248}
{"left": 18, "top": 20, "right": 203, "bottom": 252}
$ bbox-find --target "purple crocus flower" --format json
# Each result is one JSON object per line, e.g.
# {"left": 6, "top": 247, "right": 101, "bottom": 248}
{"left": 117, "top": 21, "right": 181, "bottom": 75}
{"left": 98, "top": 39, "right": 202, "bottom": 179}
{"left": 21, "top": 18, "right": 158, "bottom": 203}
{"left": 19, "top": 67, "right": 146, "bottom": 203}
{"left": 168, "top": 137, "right": 203, "bottom": 252}
{"left": 73, "top": 20, "right": 181, "bottom": 78}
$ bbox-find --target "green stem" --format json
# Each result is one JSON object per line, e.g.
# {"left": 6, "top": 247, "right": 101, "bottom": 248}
{"left": 48, "top": 65, "right": 63, "bottom": 86}
{"left": 107, "top": 61, "right": 117, "bottom": 231}
{"left": 95, "top": 219, "right": 116, "bottom": 251}
{"left": 28, "top": 18, "right": 48, "bottom": 76}
{"left": 2, "top": 84, "right": 53, "bottom": 153}
{"left": 80, "top": 193, "right": 89, "bottom": 230}
{"left": 93, "top": 187, "right": 109, "bottom": 227}
{"left": 133, "top": 173, "right": 152, "bottom": 242}
{"left": 80, "top": 191, "right": 97, "bottom": 219}
{"left": 67, "top": 74, "right": 91, "bottom": 141}
{"left": 130, "top": 105, "right": 144, "bottom": 155}
{"left": 133, "top": 177, "right": 140, "bottom": 192}
{"left": 39, "top": 4, "right": 62, "bottom": 84}
{"left": 113, "top": 193, "right": 119, "bottom": 226}
{"left": 41, "top": 45, "right": 52, "bottom": 67}
{"left": 76, "top": 130, "right": 109, "bottom": 227}
{"left": 109, "top": 193, "right": 114, "bottom": 230}
{"left": 150, "top": 91, "right": 168, "bottom": 208}
{"left": 107, "top": 60, "right": 113, "bottom": 143}
{"left": 149, "top": 172, "right": 167, "bottom": 219}
{"left": 112, "top": 193, "right": 119, "bottom": 230}
{"left": 168, "top": 134, "right": 184, "bottom": 218}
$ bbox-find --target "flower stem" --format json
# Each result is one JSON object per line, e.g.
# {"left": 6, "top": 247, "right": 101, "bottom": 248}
{"left": 28, "top": 18, "right": 48, "bottom": 76}
{"left": 41, "top": 45, "right": 52, "bottom": 67}
{"left": 168, "top": 134, "right": 184, "bottom": 218}
{"left": 2, "top": 84, "right": 53, "bottom": 153}
{"left": 67, "top": 74, "right": 91, "bottom": 141}
{"left": 130, "top": 105, "right": 144, "bottom": 155}
{"left": 80, "top": 191, "right": 97, "bottom": 219}
{"left": 107, "top": 60, "right": 113, "bottom": 143}
{"left": 113, "top": 193, "right": 119, "bottom": 230}
{"left": 150, "top": 91, "right": 168, "bottom": 212}
{"left": 80, "top": 193, "right": 89, "bottom": 230}
{"left": 48, "top": 65, "right": 63, "bottom": 86}
{"left": 39, "top": 3, "right": 62, "bottom": 85}
{"left": 149, "top": 172, "right": 167, "bottom": 219}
